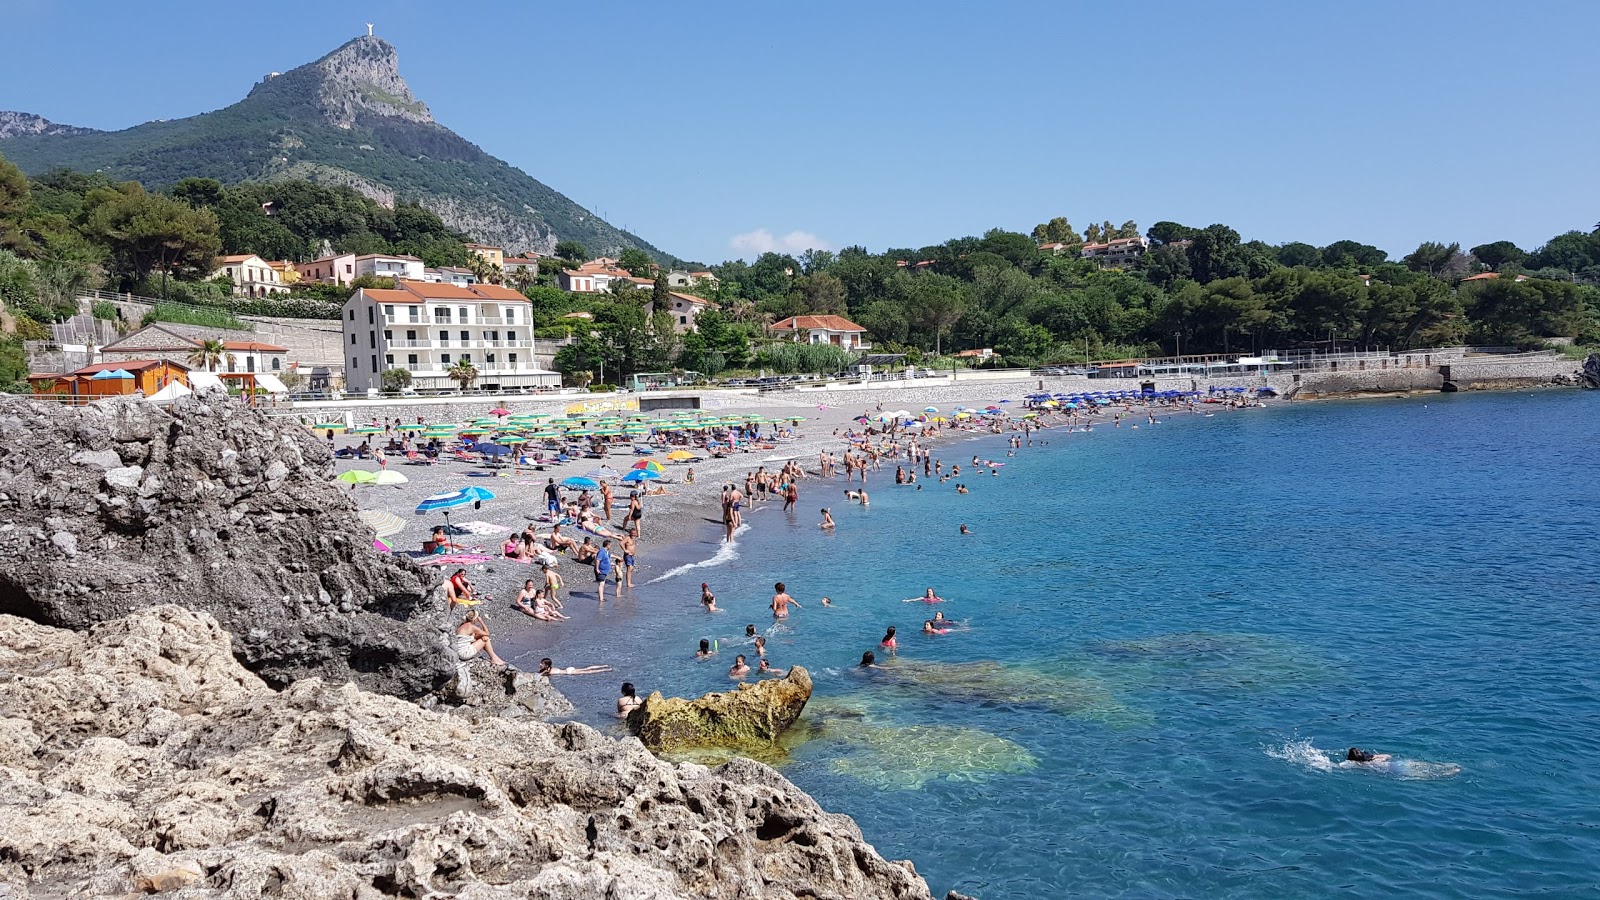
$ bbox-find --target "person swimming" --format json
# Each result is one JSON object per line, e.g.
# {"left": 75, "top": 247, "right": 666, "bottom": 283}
{"left": 859, "top": 650, "right": 880, "bottom": 668}
{"left": 728, "top": 654, "right": 750, "bottom": 678}
{"left": 1346, "top": 747, "right": 1391, "bottom": 764}
{"left": 922, "top": 619, "right": 950, "bottom": 635}
{"left": 695, "top": 638, "right": 715, "bottom": 659}
{"left": 905, "top": 587, "right": 946, "bottom": 603}
{"left": 959, "top": 524, "right": 971, "bottom": 535}
{"left": 880, "top": 626, "right": 897, "bottom": 655}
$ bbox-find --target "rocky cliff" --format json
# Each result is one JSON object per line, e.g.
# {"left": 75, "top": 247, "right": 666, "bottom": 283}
{"left": 0, "top": 605, "right": 937, "bottom": 899}
{"left": 0, "top": 111, "right": 97, "bottom": 140}
{"left": 1583, "top": 353, "right": 1599, "bottom": 389}
{"left": 0, "top": 395, "right": 454, "bottom": 698}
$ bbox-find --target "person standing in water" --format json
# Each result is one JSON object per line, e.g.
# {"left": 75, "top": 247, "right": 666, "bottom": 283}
{"left": 880, "top": 626, "right": 898, "bottom": 655}
{"left": 771, "top": 582, "right": 802, "bottom": 619}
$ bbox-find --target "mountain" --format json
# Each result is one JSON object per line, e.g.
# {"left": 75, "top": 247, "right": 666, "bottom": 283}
{"left": 0, "top": 112, "right": 99, "bottom": 140}
{"left": 0, "top": 37, "right": 668, "bottom": 261}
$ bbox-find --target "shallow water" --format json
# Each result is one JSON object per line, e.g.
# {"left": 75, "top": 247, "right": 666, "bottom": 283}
{"left": 521, "top": 390, "right": 1600, "bottom": 898}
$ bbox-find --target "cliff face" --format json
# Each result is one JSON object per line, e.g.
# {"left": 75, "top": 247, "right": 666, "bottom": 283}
{"left": 271, "top": 36, "right": 433, "bottom": 128}
{"left": 0, "top": 395, "right": 454, "bottom": 698}
{"left": 0, "top": 605, "right": 937, "bottom": 899}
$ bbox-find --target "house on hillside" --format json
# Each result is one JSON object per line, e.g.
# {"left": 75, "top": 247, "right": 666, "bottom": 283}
{"left": 295, "top": 252, "right": 357, "bottom": 286}
{"left": 465, "top": 243, "right": 504, "bottom": 268}
{"left": 99, "top": 323, "right": 290, "bottom": 375}
{"left": 212, "top": 254, "right": 292, "bottom": 298}
{"left": 341, "top": 280, "right": 558, "bottom": 393}
{"left": 354, "top": 253, "right": 425, "bottom": 282}
{"left": 501, "top": 254, "right": 542, "bottom": 279}
{"left": 1461, "top": 272, "right": 1533, "bottom": 283}
{"left": 1038, "top": 241, "right": 1077, "bottom": 255}
{"left": 1080, "top": 236, "right": 1149, "bottom": 267}
{"left": 423, "top": 266, "right": 478, "bottom": 287}
{"left": 770, "top": 314, "right": 871, "bottom": 350}
{"left": 661, "top": 292, "right": 709, "bottom": 333}
{"left": 558, "top": 261, "right": 650, "bottom": 293}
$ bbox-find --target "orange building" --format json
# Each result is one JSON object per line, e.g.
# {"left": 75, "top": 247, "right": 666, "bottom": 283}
{"left": 29, "top": 359, "right": 191, "bottom": 404}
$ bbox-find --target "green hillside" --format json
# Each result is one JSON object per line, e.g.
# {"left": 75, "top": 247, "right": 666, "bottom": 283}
{"left": 0, "top": 37, "right": 670, "bottom": 263}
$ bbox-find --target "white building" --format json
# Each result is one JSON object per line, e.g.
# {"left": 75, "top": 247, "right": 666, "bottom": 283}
{"left": 354, "top": 253, "right": 425, "bottom": 282}
{"left": 661, "top": 292, "right": 710, "bottom": 334}
{"left": 1080, "top": 235, "right": 1149, "bottom": 267}
{"left": 770, "top": 314, "right": 871, "bottom": 350}
{"left": 212, "top": 254, "right": 292, "bottom": 298}
{"left": 341, "top": 281, "right": 559, "bottom": 392}
{"left": 423, "top": 266, "right": 478, "bottom": 287}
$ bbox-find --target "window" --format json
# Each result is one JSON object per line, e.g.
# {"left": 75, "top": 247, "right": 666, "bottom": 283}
{"left": 348, "top": 309, "right": 355, "bottom": 321}
{"left": 247, "top": 356, "right": 255, "bottom": 373}
{"left": 406, "top": 330, "right": 416, "bottom": 341}
{"left": 438, "top": 330, "right": 449, "bottom": 345}
{"left": 508, "top": 330, "right": 518, "bottom": 343}
{"left": 385, "top": 355, "right": 393, "bottom": 366}
{"left": 350, "top": 334, "right": 356, "bottom": 345}
{"left": 440, "top": 353, "right": 451, "bottom": 365}
{"left": 458, "top": 306, "right": 469, "bottom": 323}
{"left": 504, "top": 308, "right": 516, "bottom": 324}
{"left": 383, "top": 305, "right": 394, "bottom": 319}
{"left": 351, "top": 357, "right": 357, "bottom": 372}
{"left": 407, "top": 353, "right": 418, "bottom": 367}
{"left": 271, "top": 357, "right": 280, "bottom": 371}
{"left": 509, "top": 353, "right": 518, "bottom": 365}
{"left": 370, "top": 354, "right": 378, "bottom": 373}
{"left": 369, "top": 333, "right": 376, "bottom": 349}
{"left": 345, "top": 264, "right": 352, "bottom": 274}
{"left": 383, "top": 330, "right": 392, "bottom": 341}
{"left": 367, "top": 307, "right": 374, "bottom": 324}
{"left": 679, "top": 316, "right": 687, "bottom": 325}
{"left": 459, "top": 330, "right": 469, "bottom": 344}
{"left": 461, "top": 354, "right": 472, "bottom": 365}
{"left": 486, "top": 353, "right": 496, "bottom": 365}
{"left": 408, "top": 306, "right": 420, "bottom": 323}
{"left": 435, "top": 307, "right": 452, "bottom": 323}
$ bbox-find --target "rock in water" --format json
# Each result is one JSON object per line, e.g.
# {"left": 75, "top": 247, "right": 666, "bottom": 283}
{"left": 629, "top": 666, "right": 814, "bottom": 751}
{"left": 1582, "top": 353, "right": 1599, "bottom": 389}
{"left": 0, "top": 395, "right": 454, "bottom": 698}
{"left": 0, "top": 607, "right": 933, "bottom": 900}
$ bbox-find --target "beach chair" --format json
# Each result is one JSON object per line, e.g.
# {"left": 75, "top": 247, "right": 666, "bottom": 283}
{"left": 404, "top": 450, "right": 437, "bottom": 466}
{"left": 450, "top": 448, "right": 478, "bottom": 464}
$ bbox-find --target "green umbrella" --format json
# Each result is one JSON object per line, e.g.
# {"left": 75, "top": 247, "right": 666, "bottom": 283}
{"left": 565, "top": 428, "right": 595, "bottom": 437}
{"left": 530, "top": 429, "right": 562, "bottom": 438}
{"left": 348, "top": 425, "right": 384, "bottom": 435}
{"left": 312, "top": 421, "right": 346, "bottom": 431}
{"left": 336, "top": 470, "right": 377, "bottom": 484}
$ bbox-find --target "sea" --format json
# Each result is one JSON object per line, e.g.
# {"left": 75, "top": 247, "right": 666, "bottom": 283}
{"left": 512, "top": 389, "right": 1600, "bottom": 899}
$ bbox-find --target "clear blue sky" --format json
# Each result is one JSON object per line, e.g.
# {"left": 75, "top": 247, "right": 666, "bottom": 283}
{"left": 5, "top": 0, "right": 1597, "bottom": 263}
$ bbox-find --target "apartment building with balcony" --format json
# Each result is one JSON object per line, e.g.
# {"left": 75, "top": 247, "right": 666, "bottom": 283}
{"left": 1080, "top": 235, "right": 1150, "bottom": 267}
{"left": 341, "top": 281, "right": 559, "bottom": 392}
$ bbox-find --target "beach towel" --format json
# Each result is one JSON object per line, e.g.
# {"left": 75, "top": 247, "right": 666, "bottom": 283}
{"left": 422, "top": 554, "right": 493, "bottom": 566}
{"left": 452, "top": 521, "right": 512, "bottom": 536}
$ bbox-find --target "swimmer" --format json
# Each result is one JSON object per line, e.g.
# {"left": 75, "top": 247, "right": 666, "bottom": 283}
{"left": 959, "top": 524, "right": 971, "bottom": 535}
{"left": 616, "top": 682, "right": 642, "bottom": 717}
{"left": 956, "top": 484, "right": 968, "bottom": 494}
{"left": 820, "top": 596, "right": 833, "bottom": 607}
{"left": 757, "top": 658, "right": 786, "bottom": 677}
{"left": 537, "top": 657, "right": 611, "bottom": 676}
{"left": 754, "top": 635, "right": 767, "bottom": 658}
{"left": 701, "top": 582, "right": 719, "bottom": 612}
{"left": 922, "top": 619, "right": 950, "bottom": 635}
{"left": 880, "top": 626, "right": 898, "bottom": 655}
{"left": 820, "top": 508, "right": 835, "bottom": 530}
{"left": 858, "top": 650, "right": 881, "bottom": 669}
{"left": 1346, "top": 747, "right": 1392, "bottom": 764}
{"left": 695, "top": 638, "right": 715, "bottom": 659}
{"left": 932, "top": 611, "right": 955, "bottom": 628}
{"left": 745, "top": 624, "right": 758, "bottom": 639}
{"left": 728, "top": 654, "right": 750, "bottom": 678}
{"left": 904, "top": 587, "right": 946, "bottom": 603}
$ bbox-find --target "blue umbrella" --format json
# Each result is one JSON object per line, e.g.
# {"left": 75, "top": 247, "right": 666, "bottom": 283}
{"left": 621, "top": 469, "right": 661, "bottom": 483}
{"left": 477, "top": 444, "right": 512, "bottom": 457}
{"left": 561, "top": 476, "right": 600, "bottom": 490}
{"left": 415, "top": 486, "right": 494, "bottom": 514}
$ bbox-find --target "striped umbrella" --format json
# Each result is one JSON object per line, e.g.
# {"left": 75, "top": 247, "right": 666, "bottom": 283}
{"left": 631, "top": 459, "right": 665, "bottom": 473}
{"left": 358, "top": 510, "right": 406, "bottom": 537}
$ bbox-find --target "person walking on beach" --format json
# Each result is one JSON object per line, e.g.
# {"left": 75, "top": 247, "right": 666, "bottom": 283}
{"left": 594, "top": 539, "right": 614, "bottom": 602}
{"left": 618, "top": 533, "right": 636, "bottom": 588}
{"left": 544, "top": 477, "right": 560, "bottom": 515}
{"left": 771, "top": 582, "right": 802, "bottom": 619}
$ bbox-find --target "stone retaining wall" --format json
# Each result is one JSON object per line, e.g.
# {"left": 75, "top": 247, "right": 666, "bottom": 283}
{"left": 1439, "top": 358, "right": 1581, "bottom": 390}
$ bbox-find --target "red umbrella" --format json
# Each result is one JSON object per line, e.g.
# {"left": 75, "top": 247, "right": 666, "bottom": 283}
{"left": 488, "top": 407, "right": 512, "bottom": 416}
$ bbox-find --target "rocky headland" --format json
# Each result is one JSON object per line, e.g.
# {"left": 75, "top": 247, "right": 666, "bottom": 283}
{"left": 0, "top": 395, "right": 945, "bottom": 898}
{"left": 0, "top": 605, "right": 936, "bottom": 898}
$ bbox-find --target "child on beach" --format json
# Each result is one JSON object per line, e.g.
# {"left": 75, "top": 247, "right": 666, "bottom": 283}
{"left": 771, "top": 583, "right": 802, "bottom": 619}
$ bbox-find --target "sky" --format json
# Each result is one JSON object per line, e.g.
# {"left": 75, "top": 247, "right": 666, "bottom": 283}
{"left": 4, "top": 0, "right": 1597, "bottom": 264}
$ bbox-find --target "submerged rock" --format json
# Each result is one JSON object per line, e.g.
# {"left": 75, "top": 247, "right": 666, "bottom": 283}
{"left": 0, "top": 607, "right": 935, "bottom": 899}
{"left": 827, "top": 723, "right": 1038, "bottom": 791}
{"left": 629, "top": 666, "right": 814, "bottom": 752}
{"left": 0, "top": 395, "right": 453, "bottom": 699}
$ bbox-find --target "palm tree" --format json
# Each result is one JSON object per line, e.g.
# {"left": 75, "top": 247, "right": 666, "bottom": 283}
{"left": 187, "top": 339, "right": 226, "bottom": 372}
{"left": 447, "top": 359, "right": 479, "bottom": 392}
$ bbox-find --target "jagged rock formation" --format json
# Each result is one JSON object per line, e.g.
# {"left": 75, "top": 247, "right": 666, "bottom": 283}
{"left": 0, "top": 37, "right": 670, "bottom": 260}
{"left": 628, "top": 666, "right": 814, "bottom": 752}
{"left": 0, "top": 395, "right": 455, "bottom": 699}
{"left": 0, "top": 111, "right": 97, "bottom": 140}
{"left": 1582, "top": 353, "right": 1599, "bottom": 388}
{"left": 0, "top": 606, "right": 936, "bottom": 900}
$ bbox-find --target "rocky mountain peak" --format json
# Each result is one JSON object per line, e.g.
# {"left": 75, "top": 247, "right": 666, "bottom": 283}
{"left": 283, "top": 35, "right": 432, "bottom": 129}
{"left": 0, "top": 110, "right": 98, "bottom": 140}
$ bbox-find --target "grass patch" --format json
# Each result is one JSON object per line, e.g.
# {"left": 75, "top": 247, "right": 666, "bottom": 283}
{"left": 143, "top": 303, "right": 250, "bottom": 331}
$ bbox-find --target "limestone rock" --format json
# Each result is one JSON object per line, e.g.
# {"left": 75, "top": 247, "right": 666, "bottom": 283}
{"left": 0, "top": 608, "right": 934, "bottom": 900}
{"left": 1582, "top": 353, "right": 1599, "bottom": 389}
{"left": 0, "top": 395, "right": 453, "bottom": 699}
{"left": 628, "top": 666, "right": 814, "bottom": 752}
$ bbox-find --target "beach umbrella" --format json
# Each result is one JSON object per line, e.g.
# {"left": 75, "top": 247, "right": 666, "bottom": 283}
{"left": 531, "top": 429, "right": 562, "bottom": 439}
{"left": 477, "top": 444, "right": 512, "bottom": 458}
{"left": 561, "top": 476, "right": 600, "bottom": 490}
{"left": 372, "top": 538, "right": 392, "bottom": 553}
{"left": 632, "top": 459, "right": 665, "bottom": 473}
{"left": 665, "top": 449, "right": 697, "bottom": 461}
{"left": 586, "top": 466, "right": 622, "bottom": 480}
{"left": 336, "top": 470, "right": 377, "bottom": 484}
{"left": 312, "top": 421, "right": 346, "bottom": 431}
{"left": 621, "top": 469, "right": 661, "bottom": 483}
{"left": 924, "top": 406, "right": 939, "bottom": 413}
{"left": 373, "top": 470, "right": 408, "bottom": 485}
{"left": 348, "top": 425, "right": 383, "bottom": 436}
{"left": 414, "top": 488, "right": 494, "bottom": 534}
{"left": 359, "top": 510, "right": 406, "bottom": 537}
{"left": 565, "top": 428, "right": 595, "bottom": 438}
{"left": 488, "top": 407, "right": 512, "bottom": 416}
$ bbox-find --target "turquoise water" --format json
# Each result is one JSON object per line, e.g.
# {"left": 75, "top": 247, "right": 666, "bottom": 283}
{"left": 532, "top": 391, "right": 1600, "bottom": 898}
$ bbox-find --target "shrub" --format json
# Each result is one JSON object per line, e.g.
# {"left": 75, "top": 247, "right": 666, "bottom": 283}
{"left": 587, "top": 383, "right": 614, "bottom": 393}
{"left": 91, "top": 301, "right": 121, "bottom": 321}
{"left": 142, "top": 303, "right": 250, "bottom": 331}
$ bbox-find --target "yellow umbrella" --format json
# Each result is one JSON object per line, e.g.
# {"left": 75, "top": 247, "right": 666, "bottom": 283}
{"left": 665, "top": 450, "right": 696, "bottom": 461}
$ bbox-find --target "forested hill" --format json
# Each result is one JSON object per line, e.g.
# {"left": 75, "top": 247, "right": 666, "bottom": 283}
{"left": 0, "top": 36, "right": 671, "bottom": 262}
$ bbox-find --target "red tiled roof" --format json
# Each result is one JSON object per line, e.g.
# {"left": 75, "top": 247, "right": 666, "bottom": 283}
{"left": 468, "top": 284, "right": 528, "bottom": 301}
{"left": 668, "top": 292, "right": 710, "bottom": 306}
{"left": 215, "top": 254, "right": 259, "bottom": 264}
{"left": 221, "top": 341, "right": 288, "bottom": 352}
{"left": 355, "top": 253, "right": 424, "bottom": 262}
{"left": 360, "top": 289, "right": 415, "bottom": 302}
{"left": 398, "top": 281, "right": 483, "bottom": 300}
{"left": 771, "top": 315, "right": 865, "bottom": 332}
{"left": 1461, "top": 273, "right": 1499, "bottom": 281}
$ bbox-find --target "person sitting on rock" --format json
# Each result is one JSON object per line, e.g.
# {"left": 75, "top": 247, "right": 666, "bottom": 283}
{"left": 453, "top": 610, "right": 506, "bottom": 668}
{"left": 446, "top": 569, "right": 479, "bottom": 608}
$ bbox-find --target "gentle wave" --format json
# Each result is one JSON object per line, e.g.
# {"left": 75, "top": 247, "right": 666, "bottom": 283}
{"left": 1267, "top": 738, "right": 1461, "bottom": 779}
{"left": 646, "top": 524, "right": 749, "bottom": 583}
